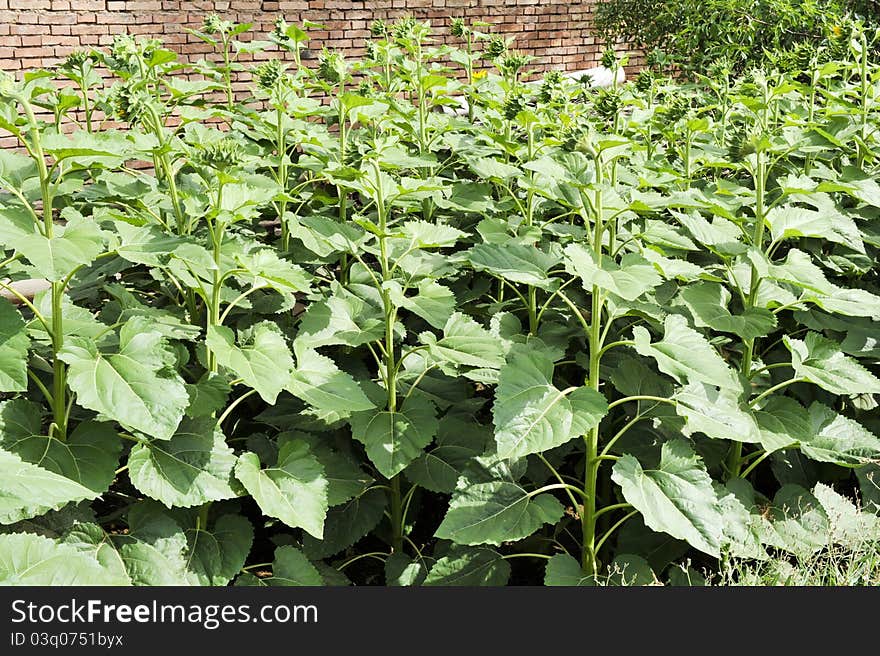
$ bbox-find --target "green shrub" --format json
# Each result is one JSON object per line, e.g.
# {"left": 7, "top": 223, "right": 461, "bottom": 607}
{"left": 595, "top": 0, "right": 880, "bottom": 75}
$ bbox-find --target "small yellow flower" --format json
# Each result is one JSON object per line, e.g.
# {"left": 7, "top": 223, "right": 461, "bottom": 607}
{"left": 832, "top": 25, "right": 842, "bottom": 37}
{"left": 473, "top": 70, "right": 488, "bottom": 80}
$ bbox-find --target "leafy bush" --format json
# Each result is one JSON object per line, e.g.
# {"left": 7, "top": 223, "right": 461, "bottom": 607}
{"left": 0, "top": 17, "right": 878, "bottom": 586}
{"left": 595, "top": 0, "right": 880, "bottom": 74}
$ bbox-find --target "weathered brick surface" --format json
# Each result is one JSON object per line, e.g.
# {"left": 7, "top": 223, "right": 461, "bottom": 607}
{"left": 0, "top": 0, "right": 642, "bottom": 74}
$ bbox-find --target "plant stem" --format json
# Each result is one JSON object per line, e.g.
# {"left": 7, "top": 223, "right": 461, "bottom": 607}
{"left": 730, "top": 147, "right": 767, "bottom": 478}
{"left": 276, "top": 103, "right": 290, "bottom": 251}
{"left": 23, "top": 98, "right": 67, "bottom": 441}
{"left": 373, "top": 160, "right": 404, "bottom": 554}
{"left": 582, "top": 165, "right": 605, "bottom": 576}
{"left": 206, "top": 183, "right": 226, "bottom": 373}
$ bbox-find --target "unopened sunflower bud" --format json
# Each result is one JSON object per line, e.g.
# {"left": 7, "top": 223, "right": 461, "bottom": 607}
{"left": 318, "top": 49, "right": 347, "bottom": 85}
{"left": 273, "top": 16, "right": 290, "bottom": 41}
{"left": 255, "top": 59, "right": 284, "bottom": 90}
{"left": 62, "top": 50, "right": 92, "bottom": 70}
{"left": 484, "top": 35, "right": 506, "bottom": 59}
{"left": 450, "top": 18, "right": 467, "bottom": 38}
{"left": 503, "top": 91, "right": 526, "bottom": 120}
{"left": 197, "top": 138, "right": 244, "bottom": 171}
{"left": 594, "top": 87, "right": 622, "bottom": 123}
{"left": 500, "top": 51, "right": 529, "bottom": 77}
{"left": 370, "top": 19, "right": 388, "bottom": 38}
{"left": 203, "top": 13, "right": 224, "bottom": 35}
{"left": 601, "top": 46, "right": 617, "bottom": 70}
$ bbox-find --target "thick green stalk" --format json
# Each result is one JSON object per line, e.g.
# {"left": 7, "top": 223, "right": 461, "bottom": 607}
{"left": 206, "top": 184, "right": 226, "bottom": 373}
{"left": 276, "top": 104, "right": 290, "bottom": 251}
{"left": 23, "top": 100, "right": 67, "bottom": 440}
{"left": 858, "top": 31, "right": 869, "bottom": 168}
{"left": 729, "top": 149, "right": 767, "bottom": 478}
{"left": 466, "top": 32, "right": 475, "bottom": 123}
{"left": 582, "top": 167, "right": 605, "bottom": 575}
{"left": 525, "top": 124, "right": 537, "bottom": 334}
{"left": 338, "top": 99, "right": 350, "bottom": 283}
{"left": 146, "top": 107, "right": 186, "bottom": 235}
{"left": 222, "top": 35, "right": 234, "bottom": 112}
{"left": 373, "top": 161, "right": 403, "bottom": 553}
{"left": 79, "top": 78, "right": 93, "bottom": 133}
{"left": 415, "top": 39, "right": 427, "bottom": 154}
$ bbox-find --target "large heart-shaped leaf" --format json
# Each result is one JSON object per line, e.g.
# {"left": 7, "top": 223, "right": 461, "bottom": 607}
{"left": 349, "top": 395, "right": 439, "bottom": 479}
{"left": 0, "top": 298, "right": 29, "bottom": 392}
{"left": 435, "top": 480, "right": 564, "bottom": 546}
{"left": 60, "top": 319, "right": 188, "bottom": 440}
{"left": 207, "top": 321, "right": 294, "bottom": 404}
{"left": 633, "top": 314, "right": 740, "bottom": 390}
{"left": 128, "top": 418, "right": 239, "bottom": 508}
{"left": 785, "top": 332, "right": 880, "bottom": 394}
{"left": 234, "top": 439, "right": 328, "bottom": 539}
{"left": 612, "top": 440, "right": 723, "bottom": 557}
{"left": 565, "top": 243, "right": 661, "bottom": 301}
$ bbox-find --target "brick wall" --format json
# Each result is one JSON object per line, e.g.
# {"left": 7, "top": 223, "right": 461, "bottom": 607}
{"left": 0, "top": 1, "right": 636, "bottom": 76}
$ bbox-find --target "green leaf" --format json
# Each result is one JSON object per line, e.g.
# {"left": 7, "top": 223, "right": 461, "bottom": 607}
{"left": 16, "top": 420, "right": 120, "bottom": 495}
{"left": 678, "top": 282, "right": 776, "bottom": 340}
{"left": 295, "top": 286, "right": 384, "bottom": 349}
{"left": 398, "top": 220, "right": 467, "bottom": 248}
{"left": 0, "top": 450, "right": 98, "bottom": 525}
{"left": 435, "top": 480, "right": 564, "bottom": 546}
{"left": 468, "top": 157, "right": 521, "bottom": 181}
{"left": 544, "top": 553, "right": 592, "bottom": 586}
{"left": 812, "top": 483, "right": 879, "bottom": 546}
{"left": 287, "top": 348, "right": 374, "bottom": 415}
{"left": 752, "top": 397, "right": 808, "bottom": 453}
{"left": 115, "top": 503, "right": 192, "bottom": 585}
{"left": 764, "top": 485, "right": 830, "bottom": 555}
{"left": 17, "top": 214, "right": 106, "bottom": 281}
{"left": 61, "top": 522, "right": 132, "bottom": 584}
{"left": 0, "top": 401, "right": 120, "bottom": 523}
{"left": 185, "top": 514, "right": 253, "bottom": 586}
{"left": 234, "top": 439, "right": 328, "bottom": 539}
{"left": 607, "top": 554, "right": 656, "bottom": 586}
{"left": 612, "top": 440, "right": 723, "bottom": 557}
{"left": 396, "top": 279, "right": 455, "bottom": 329}
{"left": 674, "top": 382, "right": 761, "bottom": 443}
{"left": 128, "top": 418, "right": 239, "bottom": 508}
{"left": 302, "top": 487, "right": 386, "bottom": 559}
{"left": 0, "top": 533, "right": 127, "bottom": 585}
{"left": 60, "top": 319, "right": 187, "bottom": 440}
{"left": 288, "top": 215, "right": 361, "bottom": 257}
{"left": 467, "top": 243, "right": 559, "bottom": 290}
{"left": 207, "top": 321, "right": 294, "bottom": 404}
{"left": 565, "top": 244, "right": 661, "bottom": 301}
{"left": 424, "top": 546, "right": 510, "bottom": 586}
{"left": 113, "top": 222, "right": 187, "bottom": 267}
{"left": 799, "top": 402, "right": 880, "bottom": 466}
{"left": 185, "top": 373, "right": 230, "bottom": 418}
{"left": 235, "top": 247, "right": 313, "bottom": 295}
{"left": 0, "top": 299, "right": 28, "bottom": 392}
{"left": 262, "top": 546, "right": 324, "bottom": 586}
{"left": 385, "top": 552, "right": 428, "bottom": 586}
{"left": 765, "top": 205, "right": 863, "bottom": 251}
{"left": 282, "top": 432, "right": 371, "bottom": 507}
{"left": 420, "top": 312, "right": 505, "bottom": 371}
{"left": 718, "top": 480, "right": 768, "bottom": 560}
{"left": 42, "top": 129, "right": 133, "bottom": 166}
{"left": 493, "top": 345, "right": 607, "bottom": 459}
{"left": 784, "top": 332, "right": 880, "bottom": 394}
{"left": 632, "top": 314, "right": 740, "bottom": 390}
{"left": 405, "top": 417, "right": 489, "bottom": 494}
{"left": 350, "top": 395, "right": 438, "bottom": 479}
